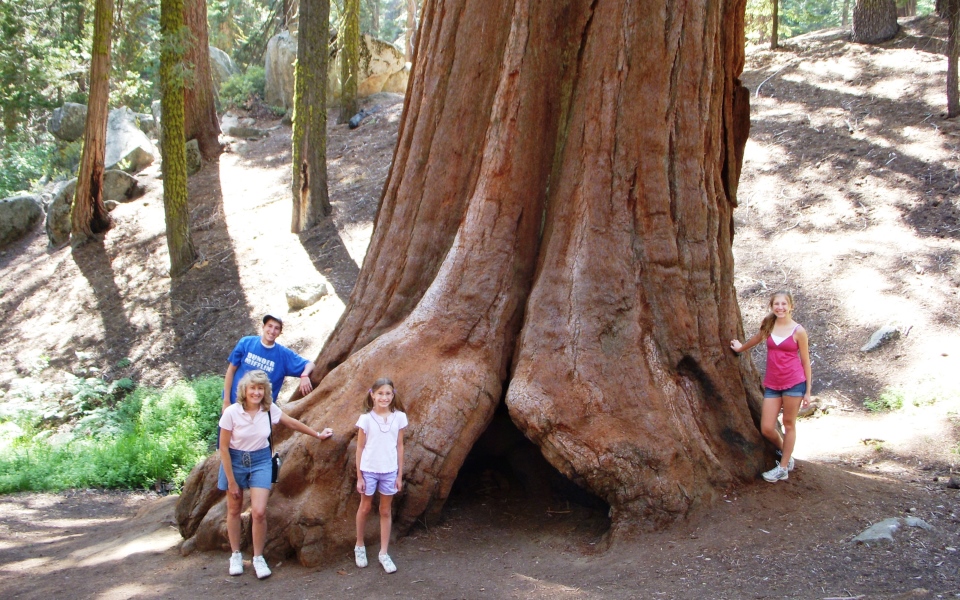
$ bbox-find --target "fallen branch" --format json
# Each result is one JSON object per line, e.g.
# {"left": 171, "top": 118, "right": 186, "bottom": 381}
{"left": 755, "top": 59, "right": 800, "bottom": 98}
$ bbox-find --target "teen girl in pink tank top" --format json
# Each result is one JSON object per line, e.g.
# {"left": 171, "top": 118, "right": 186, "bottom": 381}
{"left": 730, "top": 290, "right": 812, "bottom": 483}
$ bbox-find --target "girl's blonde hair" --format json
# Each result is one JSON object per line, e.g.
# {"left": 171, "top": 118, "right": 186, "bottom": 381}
{"left": 362, "top": 377, "right": 405, "bottom": 413}
{"left": 237, "top": 370, "right": 273, "bottom": 412}
{"left": 759, "top": 290, "right": 795, "bottom": 338}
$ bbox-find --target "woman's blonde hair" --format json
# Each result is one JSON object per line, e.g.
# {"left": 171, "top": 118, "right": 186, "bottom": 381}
{"left": 759, "top": 290, "right": 795, "bottom": 338}
{"left": 362, "top": 377, "right": 404, "bottom": 413}
{"left": 237, "top": 370, "right": 273, "bottom": 412}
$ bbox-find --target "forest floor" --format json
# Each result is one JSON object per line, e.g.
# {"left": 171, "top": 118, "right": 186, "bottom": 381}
{"left": 2, "top": 15, "right": 960, "bottom": 600}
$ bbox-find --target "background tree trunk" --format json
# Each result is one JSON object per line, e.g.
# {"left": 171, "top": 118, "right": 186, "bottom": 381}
{"left": 405, "top": 0, "right": 417, "bottom": 62}
{"left": 291, "top": 0, "right": 331, "bottom": 231}
{"left": 177, "top": 0, "right": 764, "bottom": 566}
{"left": 160, "top": 0, "right": 198, "bottom": 277}
{"left": 851, "top": 0, "right": 899, "bottom": 43}
{"left": 183, "top": 0, "right": 222, "bottom": 162}
{"left": 843, "top": 0, "right": 851, "bottom": 27}
{"left": 897, "top": 0, "right": 917, "bottom": 17}
{"left": 72, "top": 0, "right": 114, "bottom": 243}
{"left": 771, "top": 0, "right": 779, "bottom": 49}
{"left": 367, "top": 0, "right": 379, "bottom": 34}
{"left": 338, "top": 0, "right": 359, "bottom": 124}
{"left": 948, "top": 0, "right": 960, "bottom": 117}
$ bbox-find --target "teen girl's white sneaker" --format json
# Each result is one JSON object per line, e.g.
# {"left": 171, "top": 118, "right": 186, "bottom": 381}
{"left": 788, "top": 456, "right": 795, "bottom": 471}
{"left": 229, "top": 551, "right": 243, "bottom": 575}
{"left": 354, "top": 545, "right": 368, "bottom": 568}
{"left": 252, "top": 555, "right": 272, "bottom": 579}
{"left": 762, "top": 464, "right": 789, "bottom": 483}
{"left": 378, "top": 553, "right": 397, "bottom": 573}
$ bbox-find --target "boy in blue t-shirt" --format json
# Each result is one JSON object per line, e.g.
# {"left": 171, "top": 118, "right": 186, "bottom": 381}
{"left": 222, "top": 314, "right": 315, "bottom": 410}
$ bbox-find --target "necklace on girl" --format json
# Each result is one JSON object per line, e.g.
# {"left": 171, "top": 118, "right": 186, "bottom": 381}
{"left": 374, "top": 411, "right": 394, "bottom": 433}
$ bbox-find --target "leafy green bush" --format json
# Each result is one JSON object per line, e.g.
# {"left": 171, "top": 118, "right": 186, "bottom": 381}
{"left": 0, "top": 140, "right": 58, "bottom": 198}
{"left": 219, "top": 66, "right": 266, "bottom": 110}
{"left": 0, "top": 375, "right": 224, "bottom": 493}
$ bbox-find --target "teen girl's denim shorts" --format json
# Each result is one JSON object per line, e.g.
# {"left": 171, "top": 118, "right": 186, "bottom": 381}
{"left": 763, "top": 380, "right": 807, "bottom": 398}
{"left": 218, "top": 446, "right": 272, "bottom": 490}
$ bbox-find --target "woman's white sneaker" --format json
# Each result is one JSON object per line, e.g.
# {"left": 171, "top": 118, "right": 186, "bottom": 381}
{"left": 229, "top": 551, "right": 243, "bottom": 576}
{"left": 252, "top": 555, "right": 272, "bottom": 579}
{"left": 762, "top": 464, "right": 789, "bottom": 483}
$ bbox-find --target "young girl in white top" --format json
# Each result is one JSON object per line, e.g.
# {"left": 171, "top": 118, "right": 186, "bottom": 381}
{"left": 218, "top": 369, "right": 333, "bottom": 579}
{"left": 354, "top": 377, "right": 408, "bottom": 574}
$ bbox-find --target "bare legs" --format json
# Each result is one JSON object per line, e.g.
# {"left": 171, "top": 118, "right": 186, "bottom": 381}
{"left": 760, "top": 395, "right": 802, "bottom": 468}
{"left": 224, "top": 487, "right": 271, "bottom": 556}
{"left": 356, "top": 492, "right": 394, "bottom": 555}
{"left": 249, "top": 487, "right": 270, "bottom": 556}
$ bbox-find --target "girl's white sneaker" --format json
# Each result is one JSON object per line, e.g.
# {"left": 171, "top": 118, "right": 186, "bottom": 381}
{"left": 378, "top": 553, "right": 397, "bottom": 573}
{"left": 354, "top": 545, "right": 368, "bottom": 568}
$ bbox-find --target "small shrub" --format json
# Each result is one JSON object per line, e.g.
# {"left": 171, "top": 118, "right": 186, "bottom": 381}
{"left": 220, "top": 66, "right": 266, "bottom": 110}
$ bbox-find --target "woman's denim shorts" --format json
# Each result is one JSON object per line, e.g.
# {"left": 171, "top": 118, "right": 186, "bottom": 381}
{"left": 764, "top": 380, "right": 807, "bottom": 398}
{"left": 218, "top": 446, "right": 272, "bottom": 490}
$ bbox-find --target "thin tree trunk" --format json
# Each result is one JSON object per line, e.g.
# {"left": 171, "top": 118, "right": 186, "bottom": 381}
{"left": 897, "top": 0, "right": 917, "bottom": 17}
{"left": 177, "top": 0, "right": 763, "bottom": 564}
{"left": 771, "top": 0, "right": 779, "bottom": 49}
{"left": 292, "top": 0, "right": 331, "bottom": 231}
{"left": 405, "top": 0, "right": 417, "bottom": 61}
{"left": 72, "top": 0, "right": 114, "bottom": 243}
{"left": 160, "top": 0, "right": 198, "bottom": 277}
{"left": 368, "top": 0, "right": 379, "bottom": 34}
{"left": 843, "top": 0, "right": 851, "bottom": 27}
{"left": 184, "top": 0, "right": 222, "bottom": 162}
{"left": 338, "top": 0, "right": 359, "bottom": 124}
{"left": 948, "top": 0, "right": 960, "bottom": 117}
{"left": 851, "top": 0, "right": 899, "bottom": 43}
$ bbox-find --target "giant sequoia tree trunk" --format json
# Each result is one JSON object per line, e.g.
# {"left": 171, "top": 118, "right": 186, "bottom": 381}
{"left": 177, "top": 0, "right": 764, "bottom": 566}
{"left": 72, "top": 0, "right": 114, "bottom": 243}
{"left": 851, "top": 0, "right": 899, "bottom": 43}
{"left": 184, "top": 0, "right": 222, "bottom": 162}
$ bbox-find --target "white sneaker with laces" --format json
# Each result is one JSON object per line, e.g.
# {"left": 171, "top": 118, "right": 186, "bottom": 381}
{"left": 229, "top": 552, "right": 243, "bottom": 576}
{"left": 354, "top": 545, "right": 368, "bottom": 568}
{"left": 378, "top": 553, "right": 397, "bottom": 573}
{"left": 762, "top": 464, "right": 789, "bottom": 483}
{"left": 253, "top": 555, "right": 272, "bottom": 579}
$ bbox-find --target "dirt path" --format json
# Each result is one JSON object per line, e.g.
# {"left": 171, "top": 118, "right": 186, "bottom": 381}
{"left": 1, "top": 409, "right": 958, "bottom": 599}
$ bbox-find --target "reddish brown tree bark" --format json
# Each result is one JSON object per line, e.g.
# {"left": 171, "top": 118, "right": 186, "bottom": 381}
{"left": 177, "top": 0, "right": 764, "bottom": 565}
{"left": 72, "top": 0, "right": 114, "bottom": 243}
{"left": 184, "top": 0, "right": 222, "bottom": 162}
{"left": 851, "top": 0, "right": 899, "bottom": 44}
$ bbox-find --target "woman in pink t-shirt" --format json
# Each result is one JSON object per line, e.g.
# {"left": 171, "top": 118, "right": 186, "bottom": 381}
{"left": 731, "top": 290, "right": 812, "bottom": 484}
{"left": 218, "top": 369, "right": 333, "bottom": 580}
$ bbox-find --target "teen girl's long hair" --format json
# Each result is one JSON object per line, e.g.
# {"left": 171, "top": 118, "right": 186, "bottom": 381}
{"left": 237, "top": 370, "right": 273, "bottom": 412}
{"left": 758, "top": 290, "right": 795, "bottom": 338}
{"left": 362, "top": 377, "right": 405, "bottom": 413}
